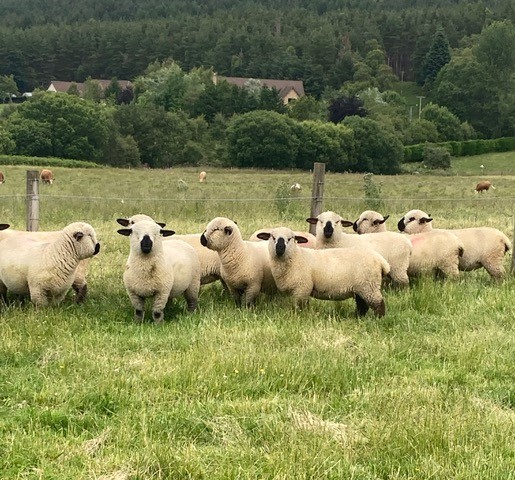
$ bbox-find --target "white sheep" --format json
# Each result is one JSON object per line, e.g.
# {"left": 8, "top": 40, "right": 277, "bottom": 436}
{"left": 398, "top": 209, "right": 511, "bottom": 279}
{"left": 0, "top": 222, "right": 100, "bottom": 306}
{"left": 307, "top": 211, "right": 412, "bottom": 287}
{"left": 117, "top": 220, "right": 201, "bottom": 323}
{"left": 249, "top": 228, "right": 317, "bottom": 249}
{"left": 200, "top": 217, "right": 277, "bottom": 307}
{"left": 290, "top": 182, "right": 302, "bottom": 191}
{"left": 256, "top": 227, "right": 389, "bottom": 316}
{"left": 199, "top": 171, "right": 207, "bottom": 183}
{"left": 0, "top": 224, "right": 95, "bottom": 303}
{"left": 353, "top": 209, "right": 465, "bottom": 279}
{"left": 117, "top": 215, "right": 222, "bottom": 286}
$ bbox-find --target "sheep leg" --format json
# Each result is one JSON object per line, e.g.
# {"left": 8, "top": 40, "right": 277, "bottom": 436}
{"left": 72, "top": 282, "right": 88, "bottom": 304}
{"left": 242, "top": 284, "right": 260, "bottom": 308}
{"left": 229, "top": 286, "right": 243, "bottom": 307}
{"left": 354, "top": 294, "right": 369, "bottom": 317}
{"left": 29, "top": 286, "right": 50, "bottom": 307}
{"left": 293, "top": 297, "right": 309, "bottom": 311}
{"left": 0, "top": 281, "right": 7, "bottom": 304}
{"left": 152, "top": 292, "right": 169, "bottom": 324}
{"left": 184, "top": 284, "right": 199, "bottom": 312}
{"left": 482, "top": 261, "right": 505, "bottom": 280}
{"left": 128, "top": 291, "right": 145, "bottom": 323}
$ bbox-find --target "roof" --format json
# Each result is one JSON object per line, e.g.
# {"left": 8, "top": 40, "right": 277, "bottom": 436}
{"left": 218, "top": 76, "right": 305, "bottom": 98}
{"left": 47, "top": 79, "right": 132, "bottom": 93}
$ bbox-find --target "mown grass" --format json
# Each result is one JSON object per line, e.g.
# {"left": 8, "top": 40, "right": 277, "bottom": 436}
{"left": 1, "top": 155, "right": 515, "bottom": 479}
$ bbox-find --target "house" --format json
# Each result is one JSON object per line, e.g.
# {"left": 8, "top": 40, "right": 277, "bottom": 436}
{"left": 214, "top": 74, "right": 304, "bottom": 105}
{"left": 47, "top": 79, "right": 132, "bottom": 95}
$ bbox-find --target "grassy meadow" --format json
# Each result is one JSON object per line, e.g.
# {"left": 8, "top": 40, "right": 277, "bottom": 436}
{"left": 1, "top": 153, "right": 515, "bottom": 479}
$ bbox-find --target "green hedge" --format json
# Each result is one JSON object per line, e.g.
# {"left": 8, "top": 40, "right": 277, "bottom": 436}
{"left": 0, "top": 155, "right": 102, "bottom": 168}
{"left": 404, "top": 137, "right": 515, "bottom": 163}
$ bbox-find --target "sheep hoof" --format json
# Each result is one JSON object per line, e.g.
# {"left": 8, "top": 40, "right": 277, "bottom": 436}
{"left": 72, "top": 284, "right": 88, "bottom": 304}
{"left": 152, "top": 311, "right": 164, "bottom": 324}
{"left": 134, "top": 309, "right": 144, "bottom": 323}
{"left": 355, "top": 295, "right": 369, "bottom": 316}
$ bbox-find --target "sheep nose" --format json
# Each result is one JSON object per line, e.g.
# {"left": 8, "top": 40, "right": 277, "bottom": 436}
{"left": 323, "top": 222, "right": 333, "bottom": 238}
{"left": 200, "top": 233, "right": 208, "bottom": 246}
{"left": 140, "top": 235, "right": 153, "bottom": 254}
{"left": 275, "top": 238, "right": 286, "bottom": 257}
{"left": 397, "top": 219, "right": 405, "bottom": 232}
{"left": 94, "top": 243, "right": 100, "bottom": 255}
{"left": 352, "top": 221, "right": 358, "bottom": 233}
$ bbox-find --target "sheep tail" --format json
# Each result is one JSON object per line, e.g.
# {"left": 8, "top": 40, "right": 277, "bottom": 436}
{"left": 380, "top": 257, "right": 391, "bottom": 277}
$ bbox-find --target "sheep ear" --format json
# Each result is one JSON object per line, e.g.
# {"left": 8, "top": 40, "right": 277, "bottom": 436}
{"left": 156, "top": 222, "right": 167, "bottom": 228}
{"left": 117, "top": 228, "right": 132, "bottom": 236}
{"left": 306, "top": 218, "right": 318, "bottom": 225}
{"left": 73, "top": 231, "right": 84, "bottom": 241}
{"left": 224, "top": 226, "right": 233, "bottom": 235}
{"left": 160, "top": 229, "right": 175, "bottom": 237}
{"left": 0, "top": 223, "right": 9, "bottom": 230}
{"left": 295, "top": 235, "right": 308, "bottom": 244}
{"left": 340, "top": 220, "right": 354, "bottom": 228}
{"left": 374, "top": 215, "right": 389, "bottom": 225}
{"left": 419, "top": 217, "right": 433, "bottom": 224}
{"left": 117, "top": 218, "right": 130, "bottom": 226}
{"left": 256, "top": 232, "right": 271, "bottom": 241}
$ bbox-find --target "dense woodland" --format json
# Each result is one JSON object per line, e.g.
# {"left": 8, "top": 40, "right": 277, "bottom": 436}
{"left": 0, "top": 0, "right": 514, "bottom": 172}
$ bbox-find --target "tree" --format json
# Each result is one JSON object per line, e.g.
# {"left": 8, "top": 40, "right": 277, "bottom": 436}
{"left": 328, "top": 96, "right": 367, "bottom": 124}
{"left": 226, "top": 111, "right": 299, "bottom": 169}
{"left": 422, "top": 28, "right": 451, "bottom": 86}
{"left": 83, "top": 78, "right": 103, "bottom": 103}
{"left": 0, "top": 74, "right": 19, "bottom": 103}
{"left": 421, "top": 103, "right": 463, "bottom": 141}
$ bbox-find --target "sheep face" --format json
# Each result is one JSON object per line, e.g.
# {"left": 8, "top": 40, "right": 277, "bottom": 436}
{"left": 117, "top": 220, "right": 174, "bottom": 255}
{"left": 398, "top": 210, "right": 433, "bottom": 234}
{"left": 353, "top": 211, "right": 389, "bottom": 234}
{"left": 64, "top": 222, "right": 101, "bottom": 259}
{"left": 116, "top": 214, "right": 166, "bottom": 228}
{"left": 256, "top": 227, "right": 308, "bottom": 259}
{"left": 201, "top": 217, "right": 240, "bottom": 251}
{"left": 306, "top": 211, "right": 353, "bottom": 240}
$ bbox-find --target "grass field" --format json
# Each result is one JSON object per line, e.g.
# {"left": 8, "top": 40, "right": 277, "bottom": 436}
{"left": 1, "top": 154, "right": 515, "bottom": 479}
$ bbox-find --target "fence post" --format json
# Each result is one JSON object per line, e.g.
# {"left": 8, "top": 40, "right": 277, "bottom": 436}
{"left": 26, "top": 170, "right": 39, "bottom": 231}
{"left": 309, "top": 162, "right": 325, "bottom": 235}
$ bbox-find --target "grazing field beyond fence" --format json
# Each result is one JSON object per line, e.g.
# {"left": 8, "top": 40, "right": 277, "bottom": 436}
{"left": 1, "top": 155, "right": 515, "bottom": 479}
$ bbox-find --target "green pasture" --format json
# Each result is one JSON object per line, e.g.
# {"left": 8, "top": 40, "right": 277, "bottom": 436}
{"left": 1, "top": 155, "right": 515, "bottom": 478}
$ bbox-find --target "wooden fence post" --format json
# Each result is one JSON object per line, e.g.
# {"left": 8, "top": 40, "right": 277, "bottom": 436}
{"left": 26, "top": 170, "right": 39, "bottom": 231}
{"left": 511, "top": 212, "right": 515, "bottom": 275}
{"left": 309, "top": 162, "right": 325, "bottom": 235}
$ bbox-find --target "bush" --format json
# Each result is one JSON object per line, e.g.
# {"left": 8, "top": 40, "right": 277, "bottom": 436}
{"left": 0, "top": 155, "right": 102, "bottom": 168}
{"left": 423, "top": 144, "right": 451, "bottom": 170}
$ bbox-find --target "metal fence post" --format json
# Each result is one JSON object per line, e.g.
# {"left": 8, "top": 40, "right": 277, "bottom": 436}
{"left": 309, "top": 162, "right": 325, "bottom": 235}
{"left": 26, "top": 170, "right": 39, "bottom": 231}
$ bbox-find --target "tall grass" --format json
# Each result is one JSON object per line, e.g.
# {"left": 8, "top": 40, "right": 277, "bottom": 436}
{"left": 1, "top": 158, "right": 515, "bottom": 479}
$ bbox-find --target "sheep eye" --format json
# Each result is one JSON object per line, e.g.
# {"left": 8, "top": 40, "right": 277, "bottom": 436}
{"left": 363, "top": 218, "right": 368, "bottom": 222}
{"left": 409, "top": 217, "right": 415, "bottom": 222}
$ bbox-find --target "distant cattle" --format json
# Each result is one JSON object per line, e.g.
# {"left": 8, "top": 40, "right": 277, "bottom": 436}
{"left": 40, "top": 169, "right": 54, "bottom": 184}
{"left": 475, "top": 180, "right": 495, "bottom": 194}
{"left": 199, "top": 171, "right": 207, "bottom": 183}
{"left": 0, "top": 172, "right": 4, "bottom": 184}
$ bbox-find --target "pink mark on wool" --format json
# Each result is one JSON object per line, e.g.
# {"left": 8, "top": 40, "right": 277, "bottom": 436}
{"left": 410, "top": 235, "right": 425, "bottom": 248}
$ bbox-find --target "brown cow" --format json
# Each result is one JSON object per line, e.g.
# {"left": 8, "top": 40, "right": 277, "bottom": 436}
{"left": 475, "top": 180, "right": 495, "bottom": 194}
{"left": 40, "top": 169, "right": 54, "bottom": 184}
{"left": 0, "top": 171, "right": 4, "bottom": 184}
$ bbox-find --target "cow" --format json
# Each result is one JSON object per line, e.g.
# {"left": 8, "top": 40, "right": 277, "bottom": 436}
{"left": 40, "top": 169, "right": 54, "bottom": 184}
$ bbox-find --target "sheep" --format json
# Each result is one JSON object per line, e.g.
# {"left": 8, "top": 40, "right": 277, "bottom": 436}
{"left": 199, "top": 171, "right": 207, "bottom": 183}
{"left": 117, "top": 215, "right": 223, "bottom": 286}
{"left": 117, "top": 220, "right": 201, "bottom": 323}
{"left": 307, "top": 211, "right": 412, "bottom": 287}
{"left": 0, "top": 222, "right": 100, "bottom": 306}
{"left": 353, "top": 209, "right": 464, "bottom": 279}
{"left": 200, "top": 217, "right": 277, "bottom": 307}
{"left": 290, "top": 182, "right": 302, "bottom": 191}
{"left": 40, "top": 169, "right": 54, "bottom": 184}
{"left": 0, "top": 225, "right": 95, "bottom": 303}
{"left": 398, "top": 209, "right": 511, "bottom": 279}
{"left": 475, "top": 180, "right": 495, "bottom": 194}
{"left": 256, "top": 227, "right": 389, "bottom": 316}
{"left": 0, "top": 172, "right": 4, "bottom": 184}
{"left": 249, "top": 228, "right": 317, "bottom": 249}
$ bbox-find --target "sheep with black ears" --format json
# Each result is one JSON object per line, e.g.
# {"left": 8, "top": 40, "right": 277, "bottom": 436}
{"left": 257, "top": 227, "right": 389, "bottom": 316}
{"left": 0, "top": 222, "right": 100, "bottom": 306}
{"left": 398, "top": 209, "right": 511, "bottom": 280}
{"left": 200, "top": 217, "right": 277, "bottom": 307}
{"left": 307, "top": 211, "right": 412, "bottom": 287}
{"left": 118, "top": 220, "right": 201, "bottom": 323}
{"left": 117, "top": 214, "right": 222, "bottom": 286}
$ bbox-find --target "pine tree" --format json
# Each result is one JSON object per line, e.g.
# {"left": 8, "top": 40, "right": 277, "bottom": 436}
{"left": 423, "top": 28, "right": 451, "bottom": 86}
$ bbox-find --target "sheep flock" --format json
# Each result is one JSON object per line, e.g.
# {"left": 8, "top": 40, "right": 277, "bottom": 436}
{"left": 0, "top": 207, "right": 512, "bottom": 322}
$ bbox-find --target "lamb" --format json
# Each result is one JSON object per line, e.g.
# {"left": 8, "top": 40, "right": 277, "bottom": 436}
{"left": 290, "top": 182, "right": 302, "bottom": 191}
{"left": 200, "top": 217, "right": 277, "bottom": 307}
{"left": 40, "top": 169, "right": 54, "bottom": 184}
{"left": 256, "top": 227, "right": 389, "bottom": 316}
{"left": 0, "top": 222, "right": 100, "bottom": 306}
{"left": 249, "top": 228, "right": 317, "bottom": 249}
{"left": 0, "top": 225, "right": 95, "bottom": 303}
{"left": 117, "top": 220, "right": 201, "bottom": 323}
{"left": 353, "top": 209, "right": 465, "bottom": 279}
{"left": 117, "top": 215, "right": 222, "bottom": 286}
{"left": 307, "top": 211, "right": 412, "bottom": 287}
{"left": 475, "top": 180, "right": 495, "bottom": 194}
{"left": 199, "top": 171, "right": 207, "bottom": 183}
{"left": 398, "top": 209, "right": 511, "bottom": 279}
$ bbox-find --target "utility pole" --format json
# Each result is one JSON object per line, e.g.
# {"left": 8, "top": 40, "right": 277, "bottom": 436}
{"left": 416, "top": 95, "right": 425, "bottom": 120}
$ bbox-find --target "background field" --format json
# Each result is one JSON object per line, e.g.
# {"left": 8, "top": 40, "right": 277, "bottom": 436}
{"left": 1, "top": 154, "right": 515, "bottom": 479}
